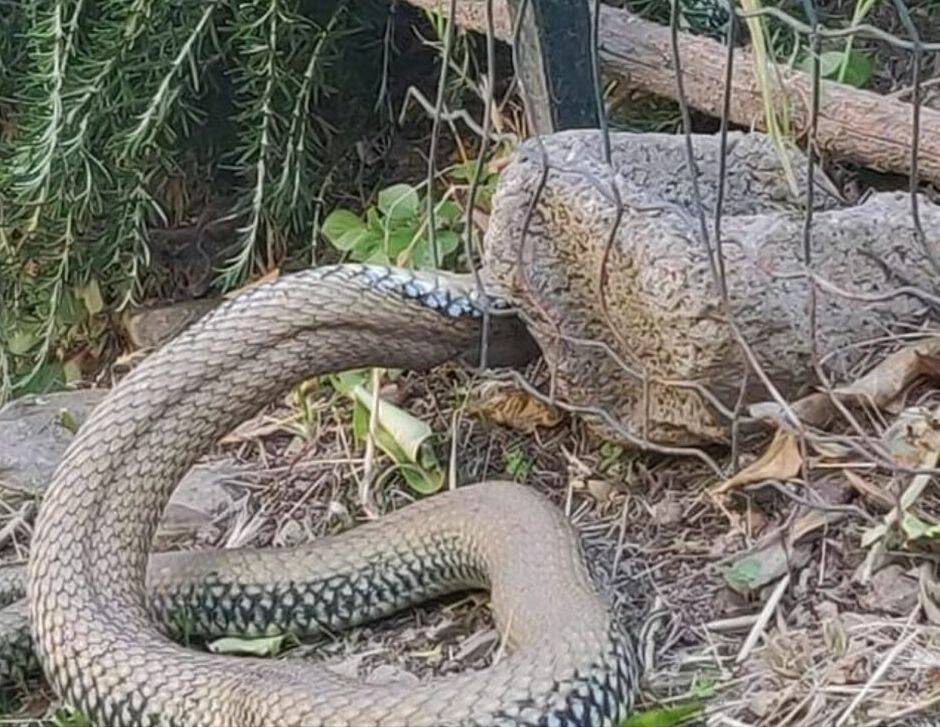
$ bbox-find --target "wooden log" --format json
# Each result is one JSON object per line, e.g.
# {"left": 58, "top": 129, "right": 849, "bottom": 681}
{"left": 403, "top": 0, "right": 940, "bottom": 186}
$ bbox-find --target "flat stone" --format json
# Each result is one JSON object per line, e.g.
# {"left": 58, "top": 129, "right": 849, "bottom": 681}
{"left": 122, "top": 298, "right": 221, "bottom": 349}
{"left": 0, "top": 389, "right": 109, "bottom": 497}
{"left": 0, "top": 389, "right": 241, "bottom": 539}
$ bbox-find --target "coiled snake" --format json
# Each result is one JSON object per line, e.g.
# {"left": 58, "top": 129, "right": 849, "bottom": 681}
{"left": 7, "top": 128, "right": 938, "bottom": 726}
{"left": 22, "top": 265, "right": 639, "bottom": 726}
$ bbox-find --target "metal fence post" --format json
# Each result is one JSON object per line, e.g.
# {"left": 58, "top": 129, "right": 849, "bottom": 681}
{"left": 506, "top": 0, "right": 599, "bottom": 134}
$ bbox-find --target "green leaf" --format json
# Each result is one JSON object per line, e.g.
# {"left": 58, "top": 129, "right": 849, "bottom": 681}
{"left": 366, "top": 207, "right": 384, "bottom": 233}
{"left": 350, "top": 383, "right": 432, "bottom": 462}
{"left": 386, "top": 225, "right": 419, "bottom": 258}
{"left": 901, "top": 513, "right": 940, "bottom": 540}
{"left": 330, "top": 369, "right": 371, "bottom": 396}
{"left": 837, "top": 50, "right": 873, "bottom": 88}
{"left": 207, "top": 634, "right": 289, "bottom": 657}
{"left": 378, "top": 183, "right": 419, "bottom": 221}
{"left": 412, "top": 230, "right": 461, "bottom": 269}
{"left": 80, "top": 278, "right": 105, "bottom": 315}
{"left": 449, "top": 160, "right": 478, "bottom": 182}
{"left": 398, "top": 462, "right": 443, "bottom": 494}
{"left": 723, "top": 555, "right": 767, "bottom": 591}
{"left": 7, "top": 328, "right": 40, "bottom": 356}
{"left": 620, "top": 703, "right": 703, "bottom": 727}
{"left": 52, "top": 707, "right": 92, "bottom": 727}
{"left": 56, "top": 290, "right": 86, "bottom": 327}
{"left": 58, "top": 408, "right": 80, "bottom": 435}
{"left": 340, "top": 377, "right": 444, "bottom": 495}
{"left": 437, "top": 200, "right": 462, "bottom": 224}
{"left": 18, "top": 362, "right": 65, "bottom": 395}
{"left": 799, "top": 50, "right": 872, "bottom": 88}
{"left": 323, "top": 209, "right": 368, "bottom": 251}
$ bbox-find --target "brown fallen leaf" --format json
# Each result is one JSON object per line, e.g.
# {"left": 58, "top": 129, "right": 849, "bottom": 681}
{"left": 750, "top": 336, "right": 940, "bottom": 427}
{"left": 842, "top": 469, "right": 894, "bottom": 511}
{"left": 714, "top": 429, "right": 803, "bottom": 493}
{"left": 467, "top": 385, "right": 563, "bottom": 433}
{"left": 881, "top": 405, "right": 940, "bottom": 468}
{"left": 836, "top": 338, "right": 940, "bottom": 410}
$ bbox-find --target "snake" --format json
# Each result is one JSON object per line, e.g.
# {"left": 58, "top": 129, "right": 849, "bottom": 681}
{"left": 14, "top": 264, "right": 640, "bottom": 726}
{"left": 7, "top": 125, "right": 935, "bottom": 726}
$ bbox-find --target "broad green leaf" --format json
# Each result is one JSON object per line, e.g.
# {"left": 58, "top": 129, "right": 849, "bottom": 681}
{"left": 366, "top": 207, "right": 384, "bottom": 232}
{"left": 344, "top": 231, "right": 383, "bottom": 262}
{"left": 378, "top": 184, "right": 419, "bottom": 221}
{"left": 620, "top": 703, "right": 703, "bottom": 727}
{"left": 17, "top": 362, "right": 65, "bottom": 395}
{"left": 838, "top": 50, "right": 873, "bottom": 88}
{"left": 437, "top": 200, "right": 462, "bottom": 224}
{"left": 386, "top": 225, "right": 419, "bottom": 258}
{"left": 350, "top": 383, "right": 431, "bottom": 462}
{"left": 412, "top": 230, "right": 461, "bottom": 269}
{"left": 208, "top": 634, "right": 288, "bottom": 657}
{"left": 449, "top": 160, "right": 478, "bottom": 182}
{"left": 323, "top": 209, "right": 367, "bottom": 250}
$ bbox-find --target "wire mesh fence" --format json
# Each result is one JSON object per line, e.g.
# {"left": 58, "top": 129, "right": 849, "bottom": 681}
{"left": 419, "top": 0, "right": 940, "bottom": 466}
{"left": 409, "top": 1, "right": 940, "bottom": 723}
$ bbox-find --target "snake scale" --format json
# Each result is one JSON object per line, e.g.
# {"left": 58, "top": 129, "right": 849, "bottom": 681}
{"left": 22, "top": 264, "right": 639, "bottom": 726}
{"left": 4, "top": 128, "right": 939, "bottom": 726}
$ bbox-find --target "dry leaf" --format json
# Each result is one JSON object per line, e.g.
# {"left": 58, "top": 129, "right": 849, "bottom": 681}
{"left": 834, "top": 337, "right": 940, "bottom": 409}
{"left": 714, "top": 429, "right": 803, "bottom": 493}
{"left": 468, "top": 386, "right": 563, "bottom": 433}
{"left": 860, "top": 565, "right": 920, "bottom": 615}
{"left": 881, "top": 405, "right": 940, "bottom": 467}
{"left": 842, "top": 469, "right": 894, "bottom": 511}
{"left": 750, "top": 337, "right": 940, "bottom": 427}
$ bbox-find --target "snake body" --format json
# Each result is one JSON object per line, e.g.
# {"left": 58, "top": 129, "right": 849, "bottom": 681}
{"left": 24, "top": 265, "right": 639, "bottom": 726}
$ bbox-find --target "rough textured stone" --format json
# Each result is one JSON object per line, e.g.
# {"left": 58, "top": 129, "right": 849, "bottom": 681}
{"left": 122, "top": 298, "right": 221, "bottom": 350}
{"left": 484, "top": 130, "right": 940, "bottom": 447}
{"left": 0, "top": 390, "right": 240, "bottom": 537}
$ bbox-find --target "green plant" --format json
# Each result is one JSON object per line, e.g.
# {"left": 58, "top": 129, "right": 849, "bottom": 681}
{"left": 504, "top": 445, "right": 533, "bottom": 480}
{"left": 322, "top": 182, "right": 463, "bottom": 269}
{"left": 620, "top": 702, "right": 703, "bottom": 727}
{"left": 0, "top": 1, "right": 392, "bottom": 401}
{"left": 797, "top": 0, "right": 877, "bottom": 89}
{"left": 52, "top": 706, "right": 93, "bottom": 727}
{"left": 331, "top": 368, "right": 445, "bottom": 494}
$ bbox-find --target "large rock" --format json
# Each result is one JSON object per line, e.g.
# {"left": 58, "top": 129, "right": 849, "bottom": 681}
{"left": 0, "top": 390, "right": 242, "bottom": 539}
{"left": 484, "top": 130, "right": 939, "bottom": 447}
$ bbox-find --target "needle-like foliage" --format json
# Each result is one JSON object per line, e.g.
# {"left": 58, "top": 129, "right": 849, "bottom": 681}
{"left": 0, "top": 0, "right": 387, "bottom": 399}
